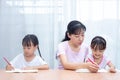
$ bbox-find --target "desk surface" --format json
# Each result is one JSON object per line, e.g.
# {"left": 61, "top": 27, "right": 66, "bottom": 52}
{"left": 0, "top": 69, "right": 120, "bottom": 80}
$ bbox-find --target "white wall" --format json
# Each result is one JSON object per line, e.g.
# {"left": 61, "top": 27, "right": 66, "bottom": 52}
{"left": 0, "top": 0, "right": 120, "bottom": 69}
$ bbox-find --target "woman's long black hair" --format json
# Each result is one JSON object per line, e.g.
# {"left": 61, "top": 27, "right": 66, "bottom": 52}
{"left": 62, "top": 20, "right": 86, "bottom": 42}
{"left": 22, "top": 34, "right": 44, "bottom": 60}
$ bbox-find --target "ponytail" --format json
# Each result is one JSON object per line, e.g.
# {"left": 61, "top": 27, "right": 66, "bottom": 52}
{"left": 62, "top": 31, "right": 70, "bottom": 42}
{"left": 37, "top": 46, "right": 44, "bottom": 61}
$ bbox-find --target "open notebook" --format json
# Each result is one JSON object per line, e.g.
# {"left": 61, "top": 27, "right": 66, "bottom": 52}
{"left": 6, "top": 69, "right": 39, "bottom": 73}
{"left": 75, "top": 69, "right": 120, "bottom": 73}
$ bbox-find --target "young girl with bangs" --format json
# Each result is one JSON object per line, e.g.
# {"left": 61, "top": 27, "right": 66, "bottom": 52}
{"left": 6, "top": 34, "right": 49, "bottom": 70}
{"left": 85, "top": 36, "right": 116, "bottom": 73}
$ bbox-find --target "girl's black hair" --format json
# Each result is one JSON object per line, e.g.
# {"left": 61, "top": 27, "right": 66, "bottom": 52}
{"left": 62, "top": 20, "right": 86, "bottom": 42}
{"left": 91, "top": 36, "right": 106, "bottom": 50}
{"left": 22, "top": 34, "right": 44, "bottom": 60}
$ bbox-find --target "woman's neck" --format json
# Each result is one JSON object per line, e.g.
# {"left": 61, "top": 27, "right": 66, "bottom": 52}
{"left": 68, "top": 41, "right": 80, "bottom": 52}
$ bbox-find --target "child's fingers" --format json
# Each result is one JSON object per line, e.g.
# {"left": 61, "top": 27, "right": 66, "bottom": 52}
{"left": 109, "top": 68, "right": 116, "bottom": 73}
{"left": 87, "top": 60, "right": 99, "bottom": 67}
{"left": 92, "top": 62, "right": 98, "bottom": 66}
{"left": 88, "top": 62, "right": 99, "bottom": 68}
{"left": 88, "top": 65, "right": 99, "bottom": 73}
{"left": 7, "top": 65, "right": 14, "bottom": 70}
{"left": 89, "top": 65, "right": 99, "bottom": 70}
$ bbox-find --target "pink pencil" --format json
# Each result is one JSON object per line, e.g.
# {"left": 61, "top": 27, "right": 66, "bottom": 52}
{"left": 3, "top": 57, "right": 11, "bottom": 65}
{"left": 88, "top": 58, "right": 95, "bottom": 64}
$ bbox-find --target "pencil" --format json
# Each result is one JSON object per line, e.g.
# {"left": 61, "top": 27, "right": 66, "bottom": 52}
{"left": 88, "top": 58, "right": 95, "bottom": 64}
{"left": 3, "top": 57, "right": 11, "bottom": 65}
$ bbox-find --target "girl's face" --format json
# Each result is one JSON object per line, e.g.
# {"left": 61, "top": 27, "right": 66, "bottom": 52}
{"left": 23, "top": 42, "right": 37, "bottom": 57}
{"left": 68, "top": 31, "right": 85, "bottom": 47}
{"left": 92, "top": 49, "right": 105, "bottom": 59}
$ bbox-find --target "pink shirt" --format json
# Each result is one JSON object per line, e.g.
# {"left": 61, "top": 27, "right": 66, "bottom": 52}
{"left": 56, "top": 41, "right": 89, "bottom": 69}
{"left": 85, "top": 54, "right": 110, "bottom": 69}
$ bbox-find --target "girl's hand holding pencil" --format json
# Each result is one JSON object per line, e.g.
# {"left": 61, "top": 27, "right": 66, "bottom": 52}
{"left": 3, "top": 57, "right": 14, "bottom": 70}
{"left": 6, "top": 65, "right": 14, "bottom": 70}
{"left": 87, "top": 58, "right": 99, "bottom": 67}
{"left": 86, "top": 58, "right": 99, "bottom": 73}
{"left": 88, "top": 58, "right": 96, "bottom": 65}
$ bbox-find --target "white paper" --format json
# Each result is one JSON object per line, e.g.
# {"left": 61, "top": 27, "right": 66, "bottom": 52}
{"left": 6, "top": 69, "right": 38, "bottom": 73}
{"left": 75, "top": 69, "right": 108, "bottom": 73}
{"left": 115, "top": 69, "right": 120, "bottom": 72}
{"left": 98, "top": 69, "right": 108, "bottom": 72}
{"left": 76, "top": 69, "right": 120, "bottom": 73}
{"left": 75, "top": 69, "right": 90, "bottom": 72}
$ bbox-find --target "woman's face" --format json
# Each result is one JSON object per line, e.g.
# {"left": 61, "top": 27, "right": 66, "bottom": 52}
{"left": 68, "top": 30, "right": 85, "bottom": 47}
{"left": 23, "top": 42, "right": 37, "bottom": 57}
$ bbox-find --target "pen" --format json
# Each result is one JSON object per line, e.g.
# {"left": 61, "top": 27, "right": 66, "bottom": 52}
{"left": 88, "top": 58, "right": 95, "bottom": 64}
{"left": 3, "top": 57, "right": 11, "bottom": 65}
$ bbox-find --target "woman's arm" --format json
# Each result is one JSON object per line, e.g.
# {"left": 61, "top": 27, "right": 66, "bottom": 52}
{"left": 59, "top": 54, "right": 99, "bottom": 72}
{"left": 59, "top": 54, "right": 87, "bottom": 70}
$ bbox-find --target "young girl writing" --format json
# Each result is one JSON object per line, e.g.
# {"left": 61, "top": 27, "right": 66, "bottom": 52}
{"left": 85, "top": 36, "right": 116, "bottom": 73}
{"left": 6, "top": 34, "right": 49, "bottom": 70}
{"left": 56, "top": 20, "right": 99, "bottom": 72}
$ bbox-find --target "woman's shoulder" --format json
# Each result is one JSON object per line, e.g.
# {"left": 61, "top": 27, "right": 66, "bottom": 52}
{"left": 59, "top": 41, "right": 68, "bottom": 45}
{"left": 58, "top": 41, "right": 68, "bottom": 47}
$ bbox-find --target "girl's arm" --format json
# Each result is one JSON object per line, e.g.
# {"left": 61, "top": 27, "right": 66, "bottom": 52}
{"left": 23, "top": 64, "right": 49, "bottom": 70}
{"left": 59, "top": 54, "right": 99, "bottom": 72}
{"left": 36, "top": 64, "right": 49, "bottom": 70}
{"left": 108, "top": 62, "right": 116, "bottom": 73}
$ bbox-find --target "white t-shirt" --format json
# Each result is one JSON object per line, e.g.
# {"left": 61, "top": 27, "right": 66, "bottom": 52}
{"left": 10, "top": 54, "right": 47, "bottom": 69}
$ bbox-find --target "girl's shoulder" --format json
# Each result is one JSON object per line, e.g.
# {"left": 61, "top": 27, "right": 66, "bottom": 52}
{"left": 11, "top": 53, "right": 24, "bottom": 62}
{"left": 34, "top": 55, "right": 47, "bottom": 64}
{"left": 14, "top": 53, "right": 24, "bottom": 59}
{"left": 35, "top": 55, "right": 41, "bottom": 59}
{"left": 35, "top": 55, "right": 44, "bottom": 61}
{"left": 102, "top": 54, "right": 110, "bottom": 61}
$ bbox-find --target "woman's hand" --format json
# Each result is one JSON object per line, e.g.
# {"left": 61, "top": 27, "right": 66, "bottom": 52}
{"left": 6, "top": 64, "right": 14, "bottom": 70}
{"left": 86, "top": 62, "right": 99, "bottom": 73}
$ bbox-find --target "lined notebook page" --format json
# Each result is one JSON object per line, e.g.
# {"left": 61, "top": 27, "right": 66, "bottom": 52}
{"left": 6, "top": 69, "right": 38, "bottom": 73}
{"left": 76, "top": 69, "right": 108, "bottom": 73}
{"left": 76, "top": 69, "right": 120, "bottom": 73}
